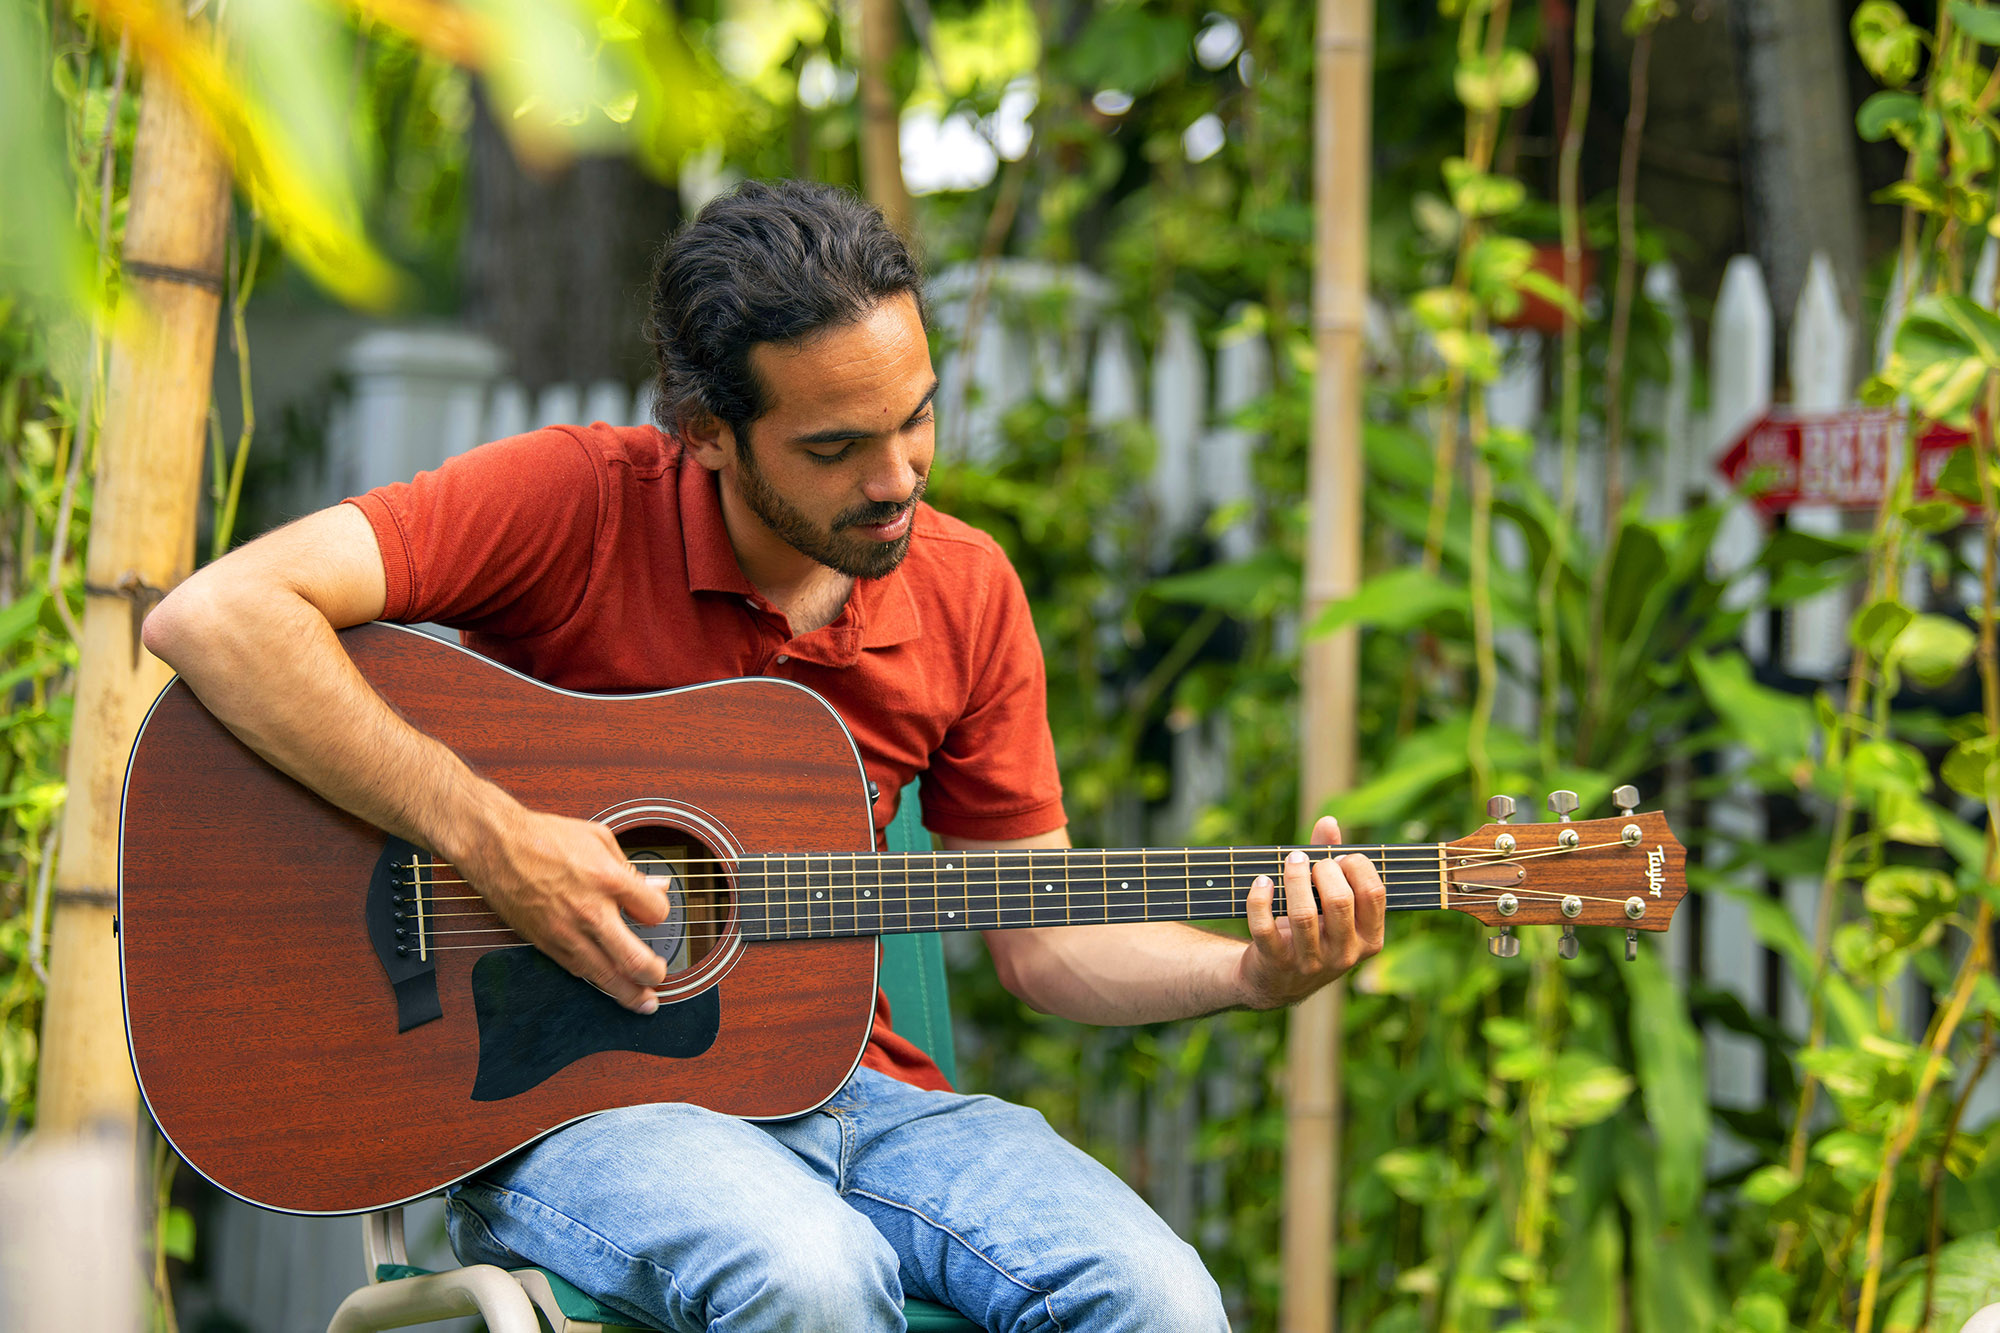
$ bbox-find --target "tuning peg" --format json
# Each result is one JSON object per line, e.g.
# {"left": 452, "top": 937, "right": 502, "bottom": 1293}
{"left": 1486, "top": 795, "right": 1516, "bottom": 824}
{"left": 1625, "top": 929, "right": 1639, "bottom": 962}
{"left": 1488, "top": 927, "right": 1520, "bottom": 958}
{"left": 1613, "top": 784, "right": 1640, "bottom": 816}
{"left": 1558, "top": 925, "right": 1579, "bottom": 960}
{"left": 1547, "top": 790, "right": 1579, "bottom": 821}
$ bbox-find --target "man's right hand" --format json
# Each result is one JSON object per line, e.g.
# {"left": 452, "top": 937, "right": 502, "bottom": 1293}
{"left": 452, "top": 801, "right": 673, "bottom": 1014}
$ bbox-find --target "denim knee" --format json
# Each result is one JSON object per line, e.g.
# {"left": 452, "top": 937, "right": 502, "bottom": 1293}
{"left": 721, "top": 1218, "right": 904, "bottom": 1333}
{"left": 1063, "top": 1236, "right": 1228, "bottom": 1333}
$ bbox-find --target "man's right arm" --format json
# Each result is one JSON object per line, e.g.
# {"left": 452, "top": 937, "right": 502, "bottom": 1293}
{"left": 142, "top": 502, "right": 671, "bottom": 1013}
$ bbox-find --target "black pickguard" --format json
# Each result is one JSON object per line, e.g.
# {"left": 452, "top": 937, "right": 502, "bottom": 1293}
{"left": 468, "top": 948, "right": 720, "bottom": 1102}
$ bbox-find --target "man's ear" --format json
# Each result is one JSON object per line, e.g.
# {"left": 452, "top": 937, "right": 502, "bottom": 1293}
{"left": 681, "top": 411, "right": 737, "bottom": 472}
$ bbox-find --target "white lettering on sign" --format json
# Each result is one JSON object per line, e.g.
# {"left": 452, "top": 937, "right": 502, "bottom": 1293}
{"left": 1647, "top": 846, "right": 1666, "bottom": 898}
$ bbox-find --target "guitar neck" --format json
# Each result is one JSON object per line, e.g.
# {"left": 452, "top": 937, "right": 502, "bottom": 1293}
{"left": 733, "top": 845, "right": 1448, "bottom": 939}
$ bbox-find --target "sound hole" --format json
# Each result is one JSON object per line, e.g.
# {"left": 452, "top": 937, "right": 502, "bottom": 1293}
{"left": 621, "top": 835, "right": 735, "bottom": 979}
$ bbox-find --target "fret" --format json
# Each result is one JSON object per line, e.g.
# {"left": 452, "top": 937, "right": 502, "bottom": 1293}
{"left": 992, "top": 850, "right": 1034, "bottom": 930}
{"left": 1184, "top": 849, "right": 1240, "bottom": 920}
{"left": 1101, "top": 849, "right": 1146, "bottom": 925}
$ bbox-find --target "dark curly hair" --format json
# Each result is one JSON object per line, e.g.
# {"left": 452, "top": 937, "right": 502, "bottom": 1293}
{"left": 646, "top": 179, "right": 928, "bottom": 442}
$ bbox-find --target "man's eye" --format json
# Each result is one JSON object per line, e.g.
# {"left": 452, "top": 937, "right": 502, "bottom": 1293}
{"left": 808, "top": 446, "right": 852, "bottom": 464}
{"left": 910, "top": 409, "right": 935, "bottom": 428}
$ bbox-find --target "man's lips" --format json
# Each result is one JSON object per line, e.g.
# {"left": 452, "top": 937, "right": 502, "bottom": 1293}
{"left": 853, "top": 508, "right": 912, "bottom": 540}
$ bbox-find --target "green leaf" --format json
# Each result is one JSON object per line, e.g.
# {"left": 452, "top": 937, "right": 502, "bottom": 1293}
{"left": 1949, "top": 0, "right": 2000, "bottom": 44}
{"left": 1854, "top": 0, "right": 1924, "bottom": 86}
{"left": 1935, "top": 445, "right": 1988, "bottom": 503}
{"left": 1884, "top": 1232, "right": 2000, "bottom": 1331}
{"left": 1310, "top": 567, "right": 1469, "bottom": 636}
{"left": 1857, "top": 89, "right": 1924, "bottom": 140}
{"left": 1845, "top": 737, "right": 1933, "bottom": 796}
{"left": 1740, "top": 1164, "right": 1801, "bottom": 1207}
{"left": 1903, "top": 498, "right": 1969, "bottom": 532}
{"left": 1441, "top": 157, "right": 1526, "bottom": 219}
{"left": 1875, "top": 788, "right": 1944, "bottom": 845}
{"left": 1624, "top": 945, "right": 1708, "bottom": 1219}
{"left": 1812, "top": 1128, "right": 1885, "bottom": 1189}
{"left": 1452, "top": 50, "right": 1539, "bottom": 111}
{"left": 1688, "top": 651, "right": 1815, "bottom": 770}
{"left": 1889, "top": 612, "right": 1977, "bottom": 685}
{"left": 1149, "top": 549, "right": 1298, "bottom": 615}
{"left": 160, "top": 1205, "right": 196, "bottom": 1263}
{"left": 1433, "top": 327, "right": 1502, "bottom": 381}
{"left": 1515, "top": 267, "right": 1584, "bottom": 321}
{"left": 1850, "top": 598, "right": 1915, "bottom": 656}
{"left": 0, "top": 590, "right": 46, "bottom": 653}
{"left": 1943, "top": 733, "right": 2000, "bottom": 800}
{"left": 1061, "top": 9, "right": 1193, "bottom": 95}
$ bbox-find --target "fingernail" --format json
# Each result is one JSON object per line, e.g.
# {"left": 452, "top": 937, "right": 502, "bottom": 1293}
{"left": 1253, "top": 875, "right": 1273, "bottom": 889}
{"left": 1287, "top": 850, "right": 1308, "bottom": 865}
{"left": 638, "top": 995, "right": 658, "bottom": 1015}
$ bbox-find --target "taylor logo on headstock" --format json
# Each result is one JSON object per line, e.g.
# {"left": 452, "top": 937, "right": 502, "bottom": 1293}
{"left": 1647, "top": 845, "right": 1665, "bottom": 898}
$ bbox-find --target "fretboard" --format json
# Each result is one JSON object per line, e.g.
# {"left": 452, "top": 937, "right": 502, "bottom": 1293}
{"left": 732, "top": 845, "right": 1446, "bottom": 940}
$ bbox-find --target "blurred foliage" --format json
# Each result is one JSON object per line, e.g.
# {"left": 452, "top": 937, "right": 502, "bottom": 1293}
{"left": 12, "top": 0, "right": 2000, "bottom": 1329}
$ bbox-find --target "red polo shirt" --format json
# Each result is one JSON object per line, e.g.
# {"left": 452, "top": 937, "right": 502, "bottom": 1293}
{"left": 347, "top": 422, "right": 1066, "bottom": 1090}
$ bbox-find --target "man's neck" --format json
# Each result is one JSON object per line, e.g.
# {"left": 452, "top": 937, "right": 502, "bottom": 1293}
{"left": 714, "top": 471, "right": 854, "bottom": 635}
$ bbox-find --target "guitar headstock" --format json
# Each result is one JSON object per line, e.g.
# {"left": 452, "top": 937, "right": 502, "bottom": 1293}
{"left": 1439, "top": 787, "right": 1686, "bottom": 959}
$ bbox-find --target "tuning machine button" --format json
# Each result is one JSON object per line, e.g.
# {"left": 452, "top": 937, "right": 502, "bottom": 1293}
{"left": 1558, "top": 925, "right": 1579, "bottom": 960}
{"left": 1488, "top": 926, "right": 1520, "bottom": 958}
{"left": 1625, "top": 929, "right": 1639, "bottom": 962}
{"left": 1613, "top": 784, "right": 1640, "bottom": 816}
{"left": 1486, "top": 795, "right": 1516, "bottom": 824}
{"left": 1547, "top": 790, "right": 1579, "bottom": 821}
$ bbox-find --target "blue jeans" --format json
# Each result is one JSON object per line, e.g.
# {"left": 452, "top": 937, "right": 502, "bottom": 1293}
{"left": 445, "top": 1067, "right": 1227, "bottom": 1332}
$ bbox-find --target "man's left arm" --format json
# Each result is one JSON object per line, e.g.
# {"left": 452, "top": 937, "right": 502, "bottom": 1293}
{"left": 953, "top": 815, "right": 1388, "bottom": 1025}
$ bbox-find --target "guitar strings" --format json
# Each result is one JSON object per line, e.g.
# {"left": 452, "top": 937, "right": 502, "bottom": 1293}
{"left": 406, "top": 879, "right": 1670, "bottom": 956}
{"left": 374, "top": 835, "right": 1658, "bottom": 959}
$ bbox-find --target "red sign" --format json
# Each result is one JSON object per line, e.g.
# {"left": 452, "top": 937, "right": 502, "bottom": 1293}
{"left": 1716, "top": 409, "right": 1973, "bottom": 515}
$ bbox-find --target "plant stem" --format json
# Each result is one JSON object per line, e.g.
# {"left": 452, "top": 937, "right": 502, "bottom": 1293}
{"left": 1539, "top": 0, "right": 1593, "bottom": 771}
{"left": 1579, "top": 21, "right": 1653, "bottom": 764}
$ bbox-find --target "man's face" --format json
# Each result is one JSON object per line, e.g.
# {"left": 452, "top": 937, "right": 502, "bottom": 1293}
{"left": 730, "top": 293, "right": 936, "bottom": 581}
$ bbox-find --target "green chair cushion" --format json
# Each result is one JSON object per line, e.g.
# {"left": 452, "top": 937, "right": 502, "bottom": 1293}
{"left": 374, "top": 1265, "right": 978, "bottom": 1330}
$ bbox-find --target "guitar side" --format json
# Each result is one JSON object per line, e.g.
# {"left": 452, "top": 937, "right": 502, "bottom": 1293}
{"left": 119, "top": 623, "right": 882, "bottom": 1216}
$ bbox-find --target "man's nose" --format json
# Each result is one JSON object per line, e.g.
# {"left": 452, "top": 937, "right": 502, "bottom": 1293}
{"left": 862, "top": 440, "right": 919, "bottom": 503}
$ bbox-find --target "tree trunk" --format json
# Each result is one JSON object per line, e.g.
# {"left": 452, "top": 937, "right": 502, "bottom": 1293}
{"left": 1288, "top": 0, "right": 1372, "bottom": 1328}
{"left": 1730, "top": 0, "right": 1866, "bottom": 372}
{"left": 462, "top": 90, "right": 681, "bottom": 394}
{"left": 858, "top": 0, "right": 912, "bottom": 236}
{"left": 37, "top": 65, "right": 232, "bottom": 1137}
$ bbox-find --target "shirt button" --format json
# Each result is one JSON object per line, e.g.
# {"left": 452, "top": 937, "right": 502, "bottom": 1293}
{"left": 774, "top": 654, "right": 789, "bottom": 664}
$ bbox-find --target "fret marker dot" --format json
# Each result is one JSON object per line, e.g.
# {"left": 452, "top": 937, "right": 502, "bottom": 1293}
{"left": 1206, "top": 880, "right": 1214, "bottom": 887}
{"left": 815, "top": 891, "right": 824, "bottom": 899}
{"left": 863, "top": 890, "right": 872, "bottom": 897}
{"left": 946, "top": 863, "right": 955, "bottom": 870}
{"left": 1044, "top": 884, "right": 1053, "bottom": 892}
{"left": 1121, "top": 881, "right": 1129, "bottom": 889}
{"left": 948, "top": 911, "right": 956, "bottom": 918}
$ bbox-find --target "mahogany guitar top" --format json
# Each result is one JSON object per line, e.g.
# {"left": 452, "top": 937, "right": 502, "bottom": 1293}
{"left": 119, "top": 623, "right": 882, "bottom": 1216}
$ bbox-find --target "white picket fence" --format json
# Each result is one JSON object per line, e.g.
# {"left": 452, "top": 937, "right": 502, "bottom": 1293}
{"left": 198, "top": 252, "right": 1997, "bottom": 1330}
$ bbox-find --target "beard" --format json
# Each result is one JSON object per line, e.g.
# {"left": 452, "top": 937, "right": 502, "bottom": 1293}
{"left": 734, "top": 439, "right": 926, "bottom": 580}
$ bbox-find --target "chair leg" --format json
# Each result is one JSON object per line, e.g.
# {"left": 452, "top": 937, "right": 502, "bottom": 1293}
{"left": 326, "top": 1264, "right": 543, "bottom": 1333}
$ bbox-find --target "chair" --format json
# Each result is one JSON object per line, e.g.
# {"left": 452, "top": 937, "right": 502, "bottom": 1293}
{"left": 328, "top": 784, "right": 978, "bottom": 1333}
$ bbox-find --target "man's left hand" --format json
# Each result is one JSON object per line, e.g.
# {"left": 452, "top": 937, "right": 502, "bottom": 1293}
{"left": 1238, "top": 815, "right": 1386, "bottom": 1008}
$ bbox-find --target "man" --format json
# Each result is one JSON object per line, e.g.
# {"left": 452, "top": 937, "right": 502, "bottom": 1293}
{"left": 143, "top": 179, "right": 1386, "bottom": 1333}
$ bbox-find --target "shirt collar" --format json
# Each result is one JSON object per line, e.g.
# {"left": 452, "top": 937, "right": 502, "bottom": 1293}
{"left": 677, "top": 447, "right": 923, "bottom": 651}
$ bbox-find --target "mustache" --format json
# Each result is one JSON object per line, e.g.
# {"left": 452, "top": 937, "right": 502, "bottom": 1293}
{"left": 835, "top": 475, "right": 927, "bottom": 529}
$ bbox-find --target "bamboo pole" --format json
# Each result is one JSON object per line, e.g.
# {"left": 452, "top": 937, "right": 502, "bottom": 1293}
{"left": 858, "top": 0, "right": 912, "bottom": 236}
{"left": 1286, "top": 0, "right": 1371, "bottom": 1329}
{"left": 37, "top": 64, "right": 233, "bottom": 1136}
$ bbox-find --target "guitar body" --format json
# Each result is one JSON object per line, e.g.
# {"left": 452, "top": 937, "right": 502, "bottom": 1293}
{"left": 120, "top": 623, "right": 880, "bottom": 1216}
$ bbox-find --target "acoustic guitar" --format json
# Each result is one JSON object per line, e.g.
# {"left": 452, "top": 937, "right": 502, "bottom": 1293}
{"left": 118, "top": 622, "right": 1687, "bottom": 1215}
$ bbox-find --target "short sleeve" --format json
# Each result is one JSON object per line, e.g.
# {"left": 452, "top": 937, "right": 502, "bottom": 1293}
{"left": 918, "top": 549, "right": 1065, "bottom": 840}
{"left": 345, "top": 428, "right": 605, "bottom": 638}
